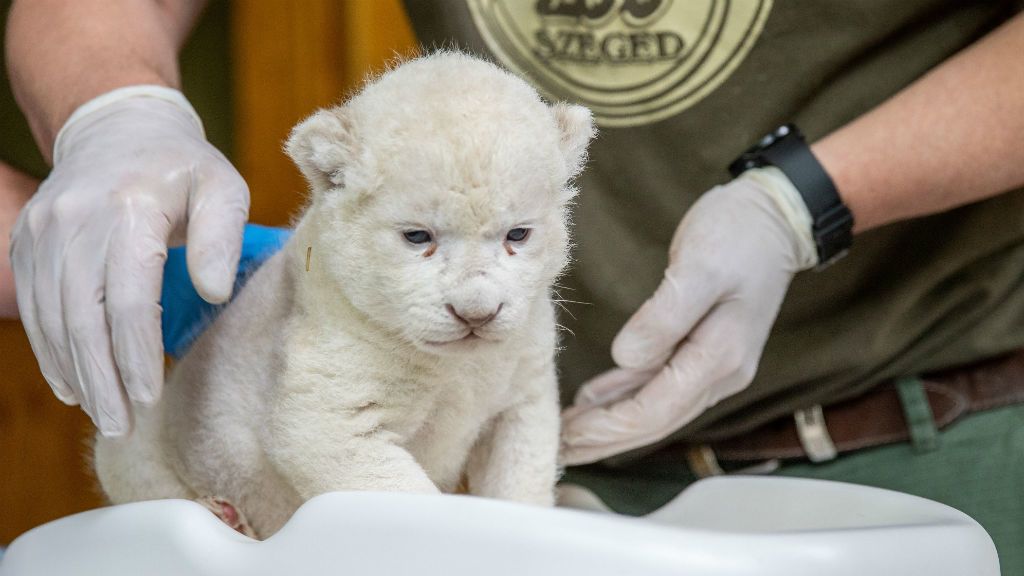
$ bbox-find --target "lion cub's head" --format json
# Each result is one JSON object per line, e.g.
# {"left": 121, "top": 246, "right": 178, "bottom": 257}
{"left": 286, "top": 52, "right": 594, "bottom": 351}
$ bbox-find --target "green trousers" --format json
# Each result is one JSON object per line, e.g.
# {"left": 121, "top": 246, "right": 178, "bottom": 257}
{"left": 564, "top": 380, "right": 1024, "bottom": 574}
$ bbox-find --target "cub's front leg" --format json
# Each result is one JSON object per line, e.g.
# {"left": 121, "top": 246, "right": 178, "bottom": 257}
{"left": 264, "top": 349, "right": 438, "bottom": 500}
{"left": 466, "top": 362, "right": 560, "bottom": 506}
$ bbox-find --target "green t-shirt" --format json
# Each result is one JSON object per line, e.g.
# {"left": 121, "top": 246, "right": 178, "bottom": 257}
{"left": 403, "top": 0, "right": 1024, "bottom": 458}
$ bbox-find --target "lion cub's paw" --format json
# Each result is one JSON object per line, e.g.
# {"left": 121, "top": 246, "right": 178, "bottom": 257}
{"left": 196, "top": 496, "right": 257, "bottom": 539}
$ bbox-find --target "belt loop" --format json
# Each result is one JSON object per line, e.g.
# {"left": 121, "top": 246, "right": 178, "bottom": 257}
{"left": 794, "top": 405, "right": 838, "bottom": 462}
{"left": 896, "top": 377, "right": 939, "bottom": 453}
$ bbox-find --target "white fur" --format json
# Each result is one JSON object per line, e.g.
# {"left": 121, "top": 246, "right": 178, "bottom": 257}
{"left": 94, "top": 52, "right": 595, "bottom": 538}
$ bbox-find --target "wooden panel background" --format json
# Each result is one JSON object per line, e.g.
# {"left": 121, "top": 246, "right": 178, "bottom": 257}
{"left": 0, "top": 1, "right": 417, "bottom": 544}
{"left": 235, "top": 1, "right": 418, "bottom": 225}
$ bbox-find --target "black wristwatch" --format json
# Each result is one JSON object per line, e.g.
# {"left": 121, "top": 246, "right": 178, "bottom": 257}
{"left": 729, "top": 124, "right": 854, "bottom": 268}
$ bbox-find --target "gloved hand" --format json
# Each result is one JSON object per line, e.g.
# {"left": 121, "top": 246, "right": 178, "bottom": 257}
{"left": 9, "top": 85, "right": 250, "bottom": 436}
{"left": 162, "top": 223, "right": 292, "bottom": 359}
{"left": 561, "top": 167, "right": 819, "bottom": 465}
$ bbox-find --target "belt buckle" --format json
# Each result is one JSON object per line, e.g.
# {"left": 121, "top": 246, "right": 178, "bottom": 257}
{"left": 685, "top": 445, "right": 780, "bottom": 479}
{"left": 685, "top": 445, "right": 724, "bottom": 478}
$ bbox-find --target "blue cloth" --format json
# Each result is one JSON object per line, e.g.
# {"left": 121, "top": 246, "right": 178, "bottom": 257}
{"left": 161, "top": 223, "right": 292, "bottom": 358}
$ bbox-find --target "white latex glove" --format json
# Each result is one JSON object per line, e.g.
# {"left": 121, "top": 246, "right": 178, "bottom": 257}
{"left": 9, "top": 86, "right": 249, "bottom": 436}
{"left": 561, "top": 167, "right": 819, "bottom": 465}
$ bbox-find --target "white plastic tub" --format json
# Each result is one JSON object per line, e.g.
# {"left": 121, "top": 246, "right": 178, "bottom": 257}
{"left": 0, "top": 477, "right": 998, "bottom": 575}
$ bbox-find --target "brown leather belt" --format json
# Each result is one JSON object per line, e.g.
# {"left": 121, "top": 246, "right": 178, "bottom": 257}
{"left": 683, "top": 350, "right": 1024, "bottom": 474}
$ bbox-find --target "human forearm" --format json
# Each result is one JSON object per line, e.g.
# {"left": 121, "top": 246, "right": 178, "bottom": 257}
{"left": 4, "top": 0, "right": 207, "bottom": 160}
{"left": 812, "top": 13, "right": 1024, "bottom": 233}
{"left": 0, "top": 161, "right": 38, "bottom": 318}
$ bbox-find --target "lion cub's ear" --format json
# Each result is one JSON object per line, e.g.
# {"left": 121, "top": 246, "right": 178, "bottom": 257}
{"left": 551, "top": 103, "right": 596, "bottom": 180}
{"left": 285, "top": 108, "right": 357, "bottom": 193}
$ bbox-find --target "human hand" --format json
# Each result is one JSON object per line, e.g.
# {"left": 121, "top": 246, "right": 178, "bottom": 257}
{"left": 561, "top": 168, "right": 818, "bottom": 465}
{"left": 9, "top": 86, "right": 250, "bottom": 436}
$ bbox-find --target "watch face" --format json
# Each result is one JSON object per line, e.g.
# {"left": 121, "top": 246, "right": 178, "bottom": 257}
{"left": 466, "top": 0, "right": 773, "bottom": 127}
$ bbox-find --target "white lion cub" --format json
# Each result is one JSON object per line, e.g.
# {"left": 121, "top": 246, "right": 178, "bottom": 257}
{"left": 93, "top": 52, "right": 595, "bottom": 538}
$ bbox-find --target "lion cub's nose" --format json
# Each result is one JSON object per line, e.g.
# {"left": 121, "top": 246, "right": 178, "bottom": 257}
{"left": 446, "top": 303, "right": 504, "bottom": 328}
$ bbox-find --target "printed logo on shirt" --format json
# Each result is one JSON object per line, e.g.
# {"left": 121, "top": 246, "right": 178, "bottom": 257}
{"left": 466, "top": 0, "right": 772, "bottom": 127}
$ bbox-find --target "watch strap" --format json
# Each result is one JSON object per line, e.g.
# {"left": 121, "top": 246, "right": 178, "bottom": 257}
{"left": 729, "top": 125, "right": 853, "bottom": 267}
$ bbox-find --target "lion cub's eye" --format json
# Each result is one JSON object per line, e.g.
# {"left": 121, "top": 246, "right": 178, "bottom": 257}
{"left": 403, "top": 230, "right": 433, "bottom": 244}
{"left": 506, "top": 228, "right": 531, "bottom": 242}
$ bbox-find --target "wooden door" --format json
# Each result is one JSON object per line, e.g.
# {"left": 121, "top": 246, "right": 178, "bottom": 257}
{"left": 233, "top": 1, "right": 418, "bottom": 225}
